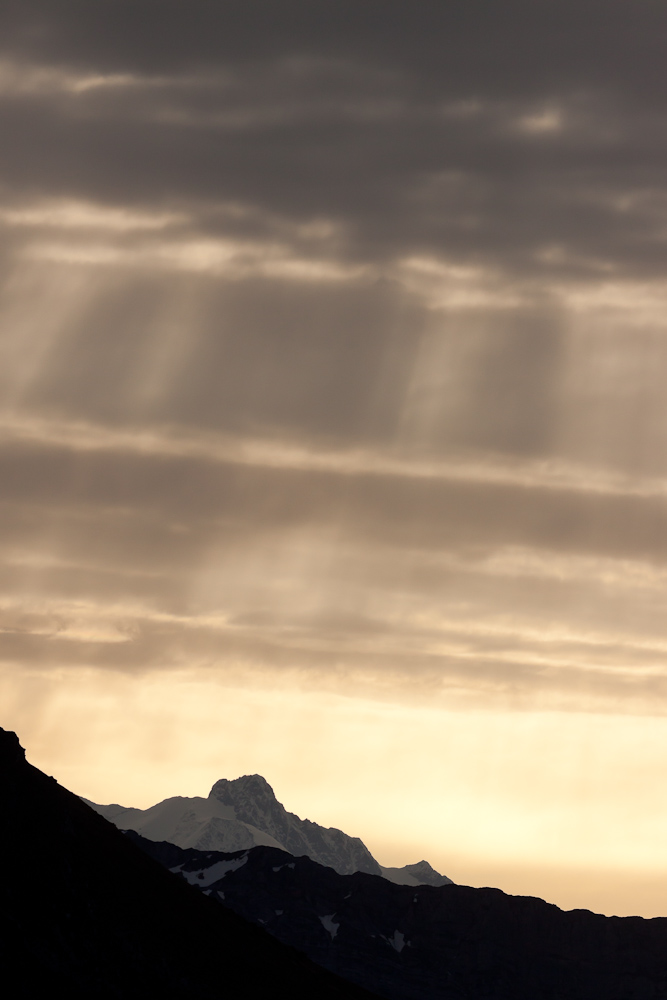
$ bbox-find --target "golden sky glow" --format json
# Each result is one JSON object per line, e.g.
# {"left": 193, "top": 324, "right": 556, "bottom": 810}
{"left": 8, "top": 665, "right": 667, "bottom": 915}
{"left": 2, "top": 1, "right": 667, "bottom": 918}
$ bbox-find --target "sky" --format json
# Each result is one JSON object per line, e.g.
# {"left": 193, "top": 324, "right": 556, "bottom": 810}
{"left": 2, "top": 0, "right": 667, "bottom": 916}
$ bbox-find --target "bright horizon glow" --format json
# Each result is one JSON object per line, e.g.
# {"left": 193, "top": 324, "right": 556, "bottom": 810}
{"left": 5, "top": 664, "right": 667, "bottom": 916}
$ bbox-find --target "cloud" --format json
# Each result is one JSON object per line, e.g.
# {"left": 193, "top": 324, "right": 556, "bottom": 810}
{"left": 2, "top": 3, "right": 667, "bottom": 913}
{"left": 0, "top": 3, "right": 665, "bottom": 277}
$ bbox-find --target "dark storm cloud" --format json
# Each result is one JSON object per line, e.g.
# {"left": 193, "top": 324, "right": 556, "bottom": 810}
{"left": 0, "top": 1, "right": 666, "bottom": 276}
{"left": 2, "top": 1, "right": 667, "bottom": 714}
{"left": 2, "top": 1, "right": 664, "bottom": 99}
{"left": 1, "top": 79, "right": 665, "bottom": 276}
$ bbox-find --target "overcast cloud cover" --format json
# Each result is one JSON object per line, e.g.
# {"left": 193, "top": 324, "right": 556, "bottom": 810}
{"left": 2, "top": 1, "right": 667, "bottom": 913}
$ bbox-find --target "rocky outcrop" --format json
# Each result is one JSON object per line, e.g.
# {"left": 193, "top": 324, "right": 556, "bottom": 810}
{"left": 209, "top": 775, "right": 381, "bottom": 875}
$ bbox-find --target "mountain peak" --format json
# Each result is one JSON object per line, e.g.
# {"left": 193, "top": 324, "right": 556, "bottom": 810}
{"left": 210, "top": 774, "right": 276, "bottom": 803}
{"left": 88, "top": 771, "right": 447, "bottom": 883}
{"left": 406, "top": 860, "right": 437, "bottom": 876}
{"left": 403, "top": 860, "right": 452, "bottom": 886}
{"left": 206, "top": 773, "right": 382, "bottom": 876}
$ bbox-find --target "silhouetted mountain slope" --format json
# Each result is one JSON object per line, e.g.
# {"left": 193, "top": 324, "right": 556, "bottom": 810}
{"left": 131, "top": 834, "right": 667, "bottom": 1000}
{"left": 0, "top": 727, "right": 377, "bottom": 1000}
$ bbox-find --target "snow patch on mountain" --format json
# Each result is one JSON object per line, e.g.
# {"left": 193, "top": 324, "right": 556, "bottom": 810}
{"left": 386, "top": 930, "right": 406, "bottom": 953}
{"left": 319, "top": 914, "right": 340, "bottom": 939}
{"left": 172, "top": 854, "right": 248, "bottom": 887}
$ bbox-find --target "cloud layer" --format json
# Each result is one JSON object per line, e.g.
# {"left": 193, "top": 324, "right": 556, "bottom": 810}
{"left": 2, "top": 1, "right": 667, "bottom": 913}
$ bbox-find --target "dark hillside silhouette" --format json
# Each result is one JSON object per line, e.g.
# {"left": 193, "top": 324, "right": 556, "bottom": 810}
{"left": 0, "top": 727, "right": 376, "bottom": 1000}
{"left": 134, "top": 821, "right": 667, "bottom": 999}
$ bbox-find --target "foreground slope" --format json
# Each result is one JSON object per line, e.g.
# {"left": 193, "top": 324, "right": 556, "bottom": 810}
{"left": 0, "top": 728, "right": 376, "bottom": 1000}
{"left": 87, "top": 773, "right": 452, "bottom": 885}
{"left": 134, "top": 835, "right": 667, "bottom": 1000}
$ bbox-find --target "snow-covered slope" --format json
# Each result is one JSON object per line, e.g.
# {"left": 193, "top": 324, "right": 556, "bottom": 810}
{"left": 85, "top": 773, "right": 452, "bottom": 884}
{"left": 88, "top": 792, "right": 285, "bottom": 853}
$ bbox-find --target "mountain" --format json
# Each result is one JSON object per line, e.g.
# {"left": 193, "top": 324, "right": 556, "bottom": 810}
{"left": 0, "top": 726, "right": 378, "bottom": 1000}
{"left": 379, "top": 860, "right": 452, "bottom": 888}
{"left": 7, "top": 725, "right": 667, "bottom": 999}
{"left": 86, "top": 773, "right": 452, "bottom": 885}
{"left": 130, "top": 834, "right": 667, "bottom": 1000}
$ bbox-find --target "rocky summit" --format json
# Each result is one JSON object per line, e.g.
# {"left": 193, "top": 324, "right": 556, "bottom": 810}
{"left": 87, "top": 773, "right": 452, "bottom": 884}
{"left": 209, "top": 774, "right": 381, "bottom": 875}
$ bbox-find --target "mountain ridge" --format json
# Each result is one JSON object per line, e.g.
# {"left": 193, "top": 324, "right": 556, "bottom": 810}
{"left": 129, "top": 832, "right": 667, "bottom": 1000}
{"left": 86, "top": 772, "right": 453, "bottom": 885}
{"left": 7, "top": 726, "right": 667, "bottom": 999}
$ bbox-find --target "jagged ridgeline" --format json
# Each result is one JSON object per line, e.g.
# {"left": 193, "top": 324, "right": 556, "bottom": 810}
{"left": 85, "top": 773, "right": 452, "bottom": 885}
{"left": 6, "top": 726, "right": 667, "bottom": 1000}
